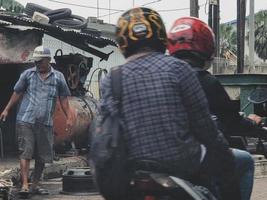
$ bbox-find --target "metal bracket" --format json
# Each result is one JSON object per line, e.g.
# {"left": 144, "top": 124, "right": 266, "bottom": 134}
{"left": 209, "top": 0, "right": 218, "bottom": 5}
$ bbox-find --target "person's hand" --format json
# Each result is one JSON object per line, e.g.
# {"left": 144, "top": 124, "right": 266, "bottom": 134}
{"left": 65, "top": 118, "right": 73, "bottom": 135}
{"left": 248, "top": 114, "right": 262, "bottom": 125}
{"left": 0, "top": 110, "right": 8, "bottom": 122}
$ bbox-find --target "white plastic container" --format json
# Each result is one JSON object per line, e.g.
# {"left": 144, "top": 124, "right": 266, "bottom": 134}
{"left": 32, "top": 11, "right": 49, "bottom": 24}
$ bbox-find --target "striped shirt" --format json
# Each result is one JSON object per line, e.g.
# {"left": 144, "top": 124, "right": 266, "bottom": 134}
{"left": 14, "top": 66, "right": 70, "bottom": 126}
{"left": 100, "top": 52, "right": 225, "bottom": 176}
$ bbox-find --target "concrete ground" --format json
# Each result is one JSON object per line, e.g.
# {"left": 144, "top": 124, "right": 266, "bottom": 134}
{"left": 252, "top": 177, "right": 267, "bottom": 200}
{"left": 9, "top": 178, "right": 103, "bottom": 200}
{"left": 5, "top": 177, "right": 267, "bottom": 200}
{"left": 0, "top": 155, "right": 88, "bottom": 180}
{"left": 1, "top": 155, "right": 267, "bottom": 199}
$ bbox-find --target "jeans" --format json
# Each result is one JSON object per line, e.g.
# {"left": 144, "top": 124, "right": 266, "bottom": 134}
{"left": 232, "top": 149, "right": 255, "bottom": 200}
{"left": 199, "top": 147, "right": 241, "bottom": 200}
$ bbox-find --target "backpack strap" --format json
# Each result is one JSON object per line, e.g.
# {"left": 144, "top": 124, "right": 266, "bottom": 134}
{"left": 110, "top": 66, "right": 122, "bottom": 111}
{"left": 110, "top": 66, "right": 123, "bottom": 146}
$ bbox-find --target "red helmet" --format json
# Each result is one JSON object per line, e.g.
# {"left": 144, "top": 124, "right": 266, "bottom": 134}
{"left": 167, "top": 17, "right": 215, "bottom": 60}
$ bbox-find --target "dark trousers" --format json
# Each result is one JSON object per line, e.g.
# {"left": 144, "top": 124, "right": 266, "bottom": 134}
{"left": 198, "top": 148, "right": 241, "bottom": 200}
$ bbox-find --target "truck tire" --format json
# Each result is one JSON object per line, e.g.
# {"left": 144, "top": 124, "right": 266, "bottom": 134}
{"left": 24, "top": 3, "right": 51, "bottom": 17}
{"left": 61, "top": 168, "right": 97, "bottom": 195}
{"left": 53, "top": 15, "right": 87, "bottom": 29}
{"left": 44, "top": 8, "right": 72, "bottom": 23}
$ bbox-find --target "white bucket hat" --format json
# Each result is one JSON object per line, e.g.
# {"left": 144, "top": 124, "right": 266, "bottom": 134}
{"left": 32, "top": 46, "right": 51, "bottom": 61}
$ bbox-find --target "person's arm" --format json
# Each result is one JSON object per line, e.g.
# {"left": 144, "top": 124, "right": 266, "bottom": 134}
{"left": 98, "top": 72, "right": 117, "bottom": 117}
{"left": 197, "top": 71, "right": 236, "bottom": 118}
{"left": 179, "top": 65, "right": 240, "bottom": 200}
{"left": 199, "top": 72, "right": 266, "bottom": 137}
{"left": 0, "top": 92, "right": 23, "bottom": 121}
{"left": 178, "top": 64, "right": 228, "bottom": 148}
{"left": 58, "top": 72, "right": 72, "bottom": 132}
{"left": 59, "top": 96, "right": 72, "bottom": 132}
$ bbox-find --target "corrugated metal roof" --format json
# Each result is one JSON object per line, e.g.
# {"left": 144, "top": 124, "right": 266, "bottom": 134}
{"left": 0, "top": 13, "right": 117, "bottom": 60}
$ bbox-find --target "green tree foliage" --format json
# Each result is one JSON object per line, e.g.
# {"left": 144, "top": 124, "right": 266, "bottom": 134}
{"left": 0, "top": 0, "right": 24, "bottom": 13}
{"left": 254, "top": 10, "right": 267, "bottom": 62}
{"left": 219, "top": 24, "right": 237, "bottom": 57}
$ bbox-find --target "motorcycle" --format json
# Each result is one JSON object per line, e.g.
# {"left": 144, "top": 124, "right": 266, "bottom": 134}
{"left": 127, "top": 88, "right": 267, "bottom": 200}
{"left": 129, "top": 160, "right": 217, "bottom": 200}
{"left": 228, "top": 87, "right": 267, "bottom": 157}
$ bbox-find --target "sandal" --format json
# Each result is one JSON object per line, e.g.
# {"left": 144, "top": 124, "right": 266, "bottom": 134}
{"left": 18, "top": 187, "right": 30, "bottom": 197}
{"left": 30, "top": 187, "right": 49, "bottom": 195}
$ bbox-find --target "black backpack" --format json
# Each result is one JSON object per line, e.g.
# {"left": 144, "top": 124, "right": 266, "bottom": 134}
{"left": 89, "top": 66, "right": 130, "bottom": 200}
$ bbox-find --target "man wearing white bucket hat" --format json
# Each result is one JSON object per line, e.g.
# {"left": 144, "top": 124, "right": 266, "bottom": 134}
{"left": 0, "top": 45, "right": 72, "bottom": 196}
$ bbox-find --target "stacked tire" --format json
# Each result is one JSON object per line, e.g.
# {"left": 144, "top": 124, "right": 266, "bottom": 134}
{"left": 52, "top": 14, "right": 87, "bottom": 29}
{"left": 61, "top": 167, "right": 97, "bottom": 195}
{"left": 24, "top": 3, "right": 51, "bottom": 16}
{"left": 24, "top": 3, "right": 87, "bottom": 30}
{"left": 44, "top": 8, "right": 72, "bottom": 22}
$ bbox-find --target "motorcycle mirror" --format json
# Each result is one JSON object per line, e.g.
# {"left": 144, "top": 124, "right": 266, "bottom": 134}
{"left": 248, "top": 88, "right": 267, "bottom": 104}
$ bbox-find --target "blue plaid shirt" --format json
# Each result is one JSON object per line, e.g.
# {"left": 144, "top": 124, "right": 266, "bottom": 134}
{"left": 100, "top": 52, "right": 224, "bottom": 175}
{"left": 14, "top": 66, "right": 70, "bottom": 126}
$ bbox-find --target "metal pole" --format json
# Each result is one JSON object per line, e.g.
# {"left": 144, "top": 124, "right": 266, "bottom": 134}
{"left": 208, "top": 0, "right": 219, "bottom": 73}
{"left": 213, "top": 0, "right": 220, "bottom": 58}
{"left": 109, "top": 0, "right": 111, "bottom": 23}
{"left": 97, "top": 0, "right": 99, "bottom": 19}
{"left": 237, "top": 0, "right": 246, "bottom": 73}
{"left": 237, "top": 0, "right": 241, "bottom": 72}
{"left": 190, "top": 0, "right": 199, "bottom": 18}
{"left": 208, "top": 3, "right": 213, "bottom": 28}
{"left": 208, "top": 0, "right": 218, "bottom": 28}
{"left": 249, "top": 0, "right": 255, "bottom": 68}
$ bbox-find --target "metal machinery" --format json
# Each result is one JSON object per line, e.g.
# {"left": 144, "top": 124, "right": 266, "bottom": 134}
{"left": 53, "top": 49, "right": 98, "bottom": 151}
{"left": 0, "top": 12, "right": 116, "bottom": 155}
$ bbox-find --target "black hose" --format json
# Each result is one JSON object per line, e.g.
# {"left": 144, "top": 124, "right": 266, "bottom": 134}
{"left": 24, "top": 3, "right": 51, "bottom": 17}
{"left": 24, "top": 4, "right": 88, "bottom": 30}
{"left": 53, "top": 14, "right": 87, "bottom": 29}
{"left": 44, "top": 8, "right": 72, "bottom": 22}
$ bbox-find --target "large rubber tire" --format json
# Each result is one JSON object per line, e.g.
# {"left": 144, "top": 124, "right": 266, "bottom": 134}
{"left": 44, "top": 8, "right": 72, "bottom": 23}
{"left": 24, "top": 3, "right": 51, "bottom": 17}
{"left": 53, "top": 14, "right": 87, "bottom": 29}
{"left": 62, "top": 168, "right": 97, "bottom": 194}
